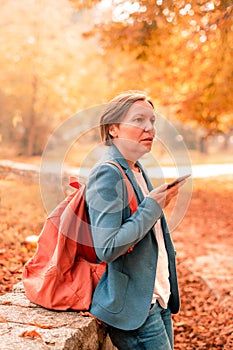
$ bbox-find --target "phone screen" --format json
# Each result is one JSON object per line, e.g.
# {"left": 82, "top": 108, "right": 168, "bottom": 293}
{"left": 166, "top": 174, "right": 191, "bottom": 189}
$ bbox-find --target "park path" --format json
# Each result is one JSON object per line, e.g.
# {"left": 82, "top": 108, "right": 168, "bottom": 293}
{"left": 1, "top": 159, "right": 233, "bottom": 178}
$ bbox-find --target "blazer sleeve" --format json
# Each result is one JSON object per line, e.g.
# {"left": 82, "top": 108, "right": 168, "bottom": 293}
{"left": 85, "top": 163, "right": 162, "bottom": 263}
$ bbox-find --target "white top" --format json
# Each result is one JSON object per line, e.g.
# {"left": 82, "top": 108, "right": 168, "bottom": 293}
{"left": 132, "top": 170, "right": 170, "bottom": 309}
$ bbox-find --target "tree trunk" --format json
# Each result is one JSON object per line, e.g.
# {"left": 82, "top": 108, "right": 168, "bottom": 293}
{"left": 199, "top": 136, "right": 208, "bottom": 154}
{"left": 26, "top": 74, "right": 37, "bottom": 156}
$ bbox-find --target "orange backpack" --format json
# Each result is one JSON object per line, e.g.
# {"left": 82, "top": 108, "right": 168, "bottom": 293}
{"left": 22, "top": 162, "right": 137, "bottom": 310}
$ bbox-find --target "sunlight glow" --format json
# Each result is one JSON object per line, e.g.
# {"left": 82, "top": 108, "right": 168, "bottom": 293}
{"left": 162, "top": 8, "right": 169, "bottom": 16}
{"left": 179, "top": 4, "right": 192, "bottom": 16}
{"left": 210, "top": 24, "right": 217, "bottom": 30}
{"left": 190, "top": 20, "right": 197, "bottom": 26}
{"left": 188, "top": 9, "right": 194, "bottom": 16}
{"left": 169, "top": 12, "right": 175, "bottom": 21}
{"left": 200, "top": 1, "right": 215, "bottom": 11}
{"left": 112, "top": 1, "right": 147, "bottom": 22}
{"left": 201, "top": 16, "right": 209, "bottom": 26}
{"left": 186, "top": 41, "right": 198, "bottom": 49}
{"left": 181, "top": 30, "right": 189, "bottom": 38}
{"left": 200, "top": 33, "right": 207, "bottom": 43}
{"left": 27, "top": 36, "right": 35, "bottom": 44}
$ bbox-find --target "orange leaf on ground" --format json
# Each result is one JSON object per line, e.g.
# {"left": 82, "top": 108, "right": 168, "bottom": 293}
{"left": 19, "top": 330, "right": 42, "bottom": 339}
{"left": 27, "top": 321, "right": 54, "bottom": 329}
{"left": 0, "top": 315, "right": 7, "bottom": 323}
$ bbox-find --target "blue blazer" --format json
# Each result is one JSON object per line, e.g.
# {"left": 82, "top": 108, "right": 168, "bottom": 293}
{"left": 85, "top": 145, "right": 180, "bottom": 330}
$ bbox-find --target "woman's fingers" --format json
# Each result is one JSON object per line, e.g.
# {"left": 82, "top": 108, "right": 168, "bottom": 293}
{"left": 148, "top": 179, "right": 187, "bottom": 208}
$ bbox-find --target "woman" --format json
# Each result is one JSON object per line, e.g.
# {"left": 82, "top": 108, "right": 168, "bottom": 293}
{"left": 85, "top": 91, "right": 184, "bottom": 350}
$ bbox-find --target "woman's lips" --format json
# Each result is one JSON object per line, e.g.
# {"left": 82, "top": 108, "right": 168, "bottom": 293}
{"left": 141, "top": 137, "right": 153, "bottom": 142}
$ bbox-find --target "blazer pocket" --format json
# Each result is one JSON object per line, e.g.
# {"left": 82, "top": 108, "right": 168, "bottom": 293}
{"left": 97, "top": 270, "right": 129, "bottom": 314}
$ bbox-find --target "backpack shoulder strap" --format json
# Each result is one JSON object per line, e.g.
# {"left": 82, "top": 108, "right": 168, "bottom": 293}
{"left": 105, "top": 160, "right": 138, "bottom": 254}
{"left": 105, "top": 161, "right": 138, "bottom": 215}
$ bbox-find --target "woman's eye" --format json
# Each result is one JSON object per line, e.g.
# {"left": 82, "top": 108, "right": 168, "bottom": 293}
{"left": 135, "top": 117, "right": 143, "bottom": 123}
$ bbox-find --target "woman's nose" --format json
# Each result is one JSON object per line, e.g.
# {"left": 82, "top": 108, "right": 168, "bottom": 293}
{"left": 144, "top": 120, "right": 156, "bottom": 133}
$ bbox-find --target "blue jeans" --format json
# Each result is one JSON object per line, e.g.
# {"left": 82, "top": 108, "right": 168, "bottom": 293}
{"left": 109, "top": 302, "right": 173, "bottom": 350}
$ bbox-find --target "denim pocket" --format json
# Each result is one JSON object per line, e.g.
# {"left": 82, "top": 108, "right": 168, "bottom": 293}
{"left": 148, "top": 301, "right": 161, "bottom": 315}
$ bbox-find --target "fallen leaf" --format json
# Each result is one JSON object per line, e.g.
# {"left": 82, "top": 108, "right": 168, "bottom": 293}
{"left": 19, "top": 330, "right": 42, "bottom": 340}
{"left": 0, "top": 315, "right": 7, "bottom": 323}
{"left": 27, "top": 321, "right": 54, "bottom": 329}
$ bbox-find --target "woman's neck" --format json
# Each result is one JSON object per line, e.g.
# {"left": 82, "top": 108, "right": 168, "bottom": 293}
{"left": 112, "top": 142, "right": 141, "bottom": 171}
{"left": 127, "top": 160, "right": 140, "bottom": 172}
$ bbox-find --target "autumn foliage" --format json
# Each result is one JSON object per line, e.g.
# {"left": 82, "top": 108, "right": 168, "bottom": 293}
{"left": 0, "top": 0, "right": 232, "bottom": 156}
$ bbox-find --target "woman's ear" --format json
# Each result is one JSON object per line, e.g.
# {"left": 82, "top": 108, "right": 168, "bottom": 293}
{"left": 109, "top": 124, "right": 119, "bottom": 138}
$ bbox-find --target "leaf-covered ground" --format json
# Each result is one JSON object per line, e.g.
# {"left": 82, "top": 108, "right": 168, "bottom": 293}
{"left": 0, "top": 174, "right": 232, "bottom": 349}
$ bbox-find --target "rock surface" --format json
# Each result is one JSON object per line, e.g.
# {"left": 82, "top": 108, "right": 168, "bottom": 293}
{"left": 0, "top": 283, "right": 116, "bottom": 350}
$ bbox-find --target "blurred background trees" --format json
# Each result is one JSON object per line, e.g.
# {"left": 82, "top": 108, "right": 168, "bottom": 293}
{"left": 0, "top": 0, "right": 232, "bottom": 156}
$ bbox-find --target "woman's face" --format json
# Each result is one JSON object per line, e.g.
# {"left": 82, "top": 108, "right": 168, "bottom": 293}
{"left": 109, "top": 100, "right": 156, "bottom": 160}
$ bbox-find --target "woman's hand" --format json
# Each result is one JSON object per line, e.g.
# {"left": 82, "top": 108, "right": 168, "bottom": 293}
{"left": 147, "top": 180, "right": 186, "bottom": 209}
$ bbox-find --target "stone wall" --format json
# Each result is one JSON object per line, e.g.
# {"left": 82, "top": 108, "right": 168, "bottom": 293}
{"left": 0, "top": 283, "right": 117, "bottom": 350}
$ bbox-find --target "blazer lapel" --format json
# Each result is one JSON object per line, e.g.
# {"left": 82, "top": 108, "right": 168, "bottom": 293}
{"left": 106, "top": 145, "right": 160, "bottom": 243}
{"left": 137, "top": 161, "right": 154, "bottom": 192}
{"left": 124, "top": 167, "right": 145, "bottom": 204}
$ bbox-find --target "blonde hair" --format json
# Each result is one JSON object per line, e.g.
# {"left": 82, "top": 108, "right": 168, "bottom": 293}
{"left": 100, "top": 91, "right": 154, "bottom": 145}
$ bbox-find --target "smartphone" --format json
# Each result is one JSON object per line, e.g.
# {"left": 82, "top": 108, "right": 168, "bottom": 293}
{"left": 166, "top": 174, "right": 191, "bottom": 189}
